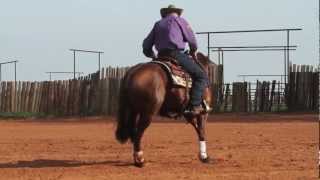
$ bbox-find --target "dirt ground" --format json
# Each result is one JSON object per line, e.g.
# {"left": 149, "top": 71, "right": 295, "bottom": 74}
{"left": 0, "top": 113, "right": 317, "bottom": 180}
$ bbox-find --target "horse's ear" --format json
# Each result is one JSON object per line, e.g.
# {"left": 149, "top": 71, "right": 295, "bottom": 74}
{"left": 196, "top": 52, "right": 209, "bottom": 65}
{"left": 196, "top": 52, "right": 206, "bottom": 59}
{"left": 197, "top": 52, "right": 216, "bottom": 66}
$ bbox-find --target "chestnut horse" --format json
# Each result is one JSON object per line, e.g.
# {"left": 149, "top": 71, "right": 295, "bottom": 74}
{"left": 115, "top": 52, "right": 213, "bottom": 167}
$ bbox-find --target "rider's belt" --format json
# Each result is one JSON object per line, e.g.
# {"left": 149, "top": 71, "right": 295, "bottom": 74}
{"left": 158, "top": 49, "right": 184, "bottom": 58}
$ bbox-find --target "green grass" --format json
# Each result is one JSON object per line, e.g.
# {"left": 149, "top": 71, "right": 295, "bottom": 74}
{"left": 0, "top": 112, "right": 46, "bottom": 119}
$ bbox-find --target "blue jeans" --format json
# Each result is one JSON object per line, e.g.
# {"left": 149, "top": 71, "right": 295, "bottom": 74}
{"left": 170, "top": 51, "right": 208, "bottom": 106}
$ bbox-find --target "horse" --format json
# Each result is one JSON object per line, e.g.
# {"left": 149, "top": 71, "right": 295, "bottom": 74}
{"left": 115, "top": 52, "right": 214, "bottom": 167}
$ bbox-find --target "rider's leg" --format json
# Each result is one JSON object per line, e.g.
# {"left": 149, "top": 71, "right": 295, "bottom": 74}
{"left": 172, "top": 51, "right": 208, "bottom": 108}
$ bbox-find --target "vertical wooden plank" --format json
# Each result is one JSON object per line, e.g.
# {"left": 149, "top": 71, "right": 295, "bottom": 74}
{"left": 108, "top": 77, "right": 114, "bottom": 114}
{"left": 33, "top": 82, "right": 39, "bottom": 113}
{"left": 58, "top": 81, "right": 63, "bottom": 115}
{"left": 304, "top": 70, "right": 309, "bottom": 109}
{"left": 24, "top": 82, "right": 31, "bottom": 113}
{"left": 1, "top": 82, "right": 6, "bottom": 112}
{"left": 289, "top": 69, "right": 296, "bottom": 111}
{"left": 96, "top": 74, "right": 102, "bottom": 115}
{"left": 102, "top": 77, "right": 108, "bottom": 115}
{"left": 62, "top": 80, "right": 68, "bottom": 115}
{"left": 16, "top": 82, "right": 19, "bottom": 112}
{"left": 105, "top": 76, "right": 110, "bottom": 115}
{"left": 28, "top": 82, "right": 35, "bottom": 112}
{"left": 307, "top": 67, "right": 312, "bottom": 109}
{"left": 112, "top": 76, "right": 118, "bottom": 115}
{"left": 84, "top": 78, "right": 90, "bottom": 116}
{"left": 58, "top": 80, "right": 63, "bottom": 115}
{"left": 31, "top": 82, "right": 37, "bottom": 113}
{"left": 298, "top": 66, "right": 304, "bottom": 109}
{"left": 21, "top": 82, "right": 27, "bottom": 112}
{"left": 224, "top": 84, "right": 230, "bottom": 112}
{"left": 40, "top": 82, "right": 46, "bottom": 114}
{"left": 4, "top": 82, "right": 8, "bottom": 112}
{"left": 16, "top": 81, "right": 21, "bottom": 112}
{"left": 75, "top": 79, "right": 81, "bottom": 115}
{"left": 101, "top": 67, "right": 105, "bottom": 80}
{"left": 52, "top": 81, "right": 56, "bottom": 114}
{"left": 6, "top": 82, "right": 11, "bottom": 112}
{"left": 67, "top": 80, "right": 73, "bottom": 115}
{"left": 47, "top": 81, "right": 52, "bottom": 114}
{"left": 39, "top": 82, "right": 44, "bottom": 114}
{"left": 315, "top": 71, "right": 319, "bottom": 110}
{"left": 44, "top": 81, "right": 50, "bottom": 114}
{"left": 53, "top": 81, "right": 57, "bottom": 115}
{"left": 256, "top": 81, "right": 261, "bottom": 112}
{"left": 3, "top": 82, "right": 7, "bottom": 112}
{"left": 72, "top": 79, "right": 77, "bottom": 116}
{"left": 78, "top": 78, "right": 84, "bottom": 116}
{"left": 50, "top": 81, "right": 54, "bottom": 115}
{"left": 240, "top": 83, "right": 244, "bottom": 112}
{"left": 11, "top": 82, "right": 16, "bottom": 112}
{"left": 0, "top": 82, "right": 2, "bottom": 112}
{"left": 116, "top": 72, "right": 121, "bottom": 115}
{"left": 266, "top": 82, "right": 270, "bottom": 112}
{"left": 248, "top": 82, "right": 251, "bottom": 112}
{"left": 36, "top": 82, "right": 43, "bottom": 113}
{"left": 277, "top": 81, "right": 281, "bottom": 112}
{"left": 269, "top": 80, "right": 276, "bottom": 112}
{"left": 260, "top": 82, "right": 266, "bottom": 112}
{"left": 232, "top": 82, "right": 244, "bottom": 112}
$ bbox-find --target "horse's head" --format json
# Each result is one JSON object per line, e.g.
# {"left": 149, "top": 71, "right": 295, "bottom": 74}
{"left": 195, "top": 52, "right": 216, "bottom": 74}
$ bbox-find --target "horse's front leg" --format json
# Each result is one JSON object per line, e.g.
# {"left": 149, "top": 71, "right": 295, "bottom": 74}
{"left": 196, "top": 113, "right": 210, "bottom": 162}
{"left": 189, "top": 113, "right": 210, "bottom": 163}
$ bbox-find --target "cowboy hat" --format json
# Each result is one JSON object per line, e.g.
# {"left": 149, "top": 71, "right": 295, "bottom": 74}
{"left": 160, "top": 5, "right": 183, "bottom": 18}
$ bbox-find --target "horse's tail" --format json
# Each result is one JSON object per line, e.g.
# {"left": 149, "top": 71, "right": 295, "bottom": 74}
{"left": 115, "top": 76, "right": 135, "bottom": 143}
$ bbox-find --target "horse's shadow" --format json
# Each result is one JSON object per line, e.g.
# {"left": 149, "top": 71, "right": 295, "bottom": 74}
{"left": 0, "top": 159, "right": 133, "bottom": 168}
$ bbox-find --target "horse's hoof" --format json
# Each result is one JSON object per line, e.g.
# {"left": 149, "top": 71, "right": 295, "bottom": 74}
{"left": 133, "top": 151, "right": 145, "bottom": 168}
{"left": 134, "top": 157, "right": 145, "bottom": 168}
{"left": 134, "top": 160, "right": 145, "bottom": 168}
{"left": 199, "top": 156, "right": 211, "bottom": 163}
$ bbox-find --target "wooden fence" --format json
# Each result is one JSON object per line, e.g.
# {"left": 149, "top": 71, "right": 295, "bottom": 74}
{"left": 0, "top": 63, "right": 317, "bottom": 116}
{"left": 0, "top": 67, "right": 128, "bottom": 116}
{"left": 218, "top": 64, "right": 319, "bottom": 113}
{"left": 0, "top": 64, "right": 223, "bottom": 116}
{"left": 219, "top": 80, "right": 286, "bottom": 112}
{"left": 286, "top": 64, "right": 319, "bottom": 111}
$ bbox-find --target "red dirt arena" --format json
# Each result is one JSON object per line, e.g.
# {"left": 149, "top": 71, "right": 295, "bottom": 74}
{"left": 0, "top": 113, "right": 317, "bottom": 180}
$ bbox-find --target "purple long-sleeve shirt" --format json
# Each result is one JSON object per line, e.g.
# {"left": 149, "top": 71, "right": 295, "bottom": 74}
{"left": 143, "top": 15, "right": 198, "bottom": 57}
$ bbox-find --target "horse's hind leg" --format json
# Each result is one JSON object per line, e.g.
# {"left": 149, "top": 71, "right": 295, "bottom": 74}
{"left": 132, "top": 114, "right": 152, "bottom": 167}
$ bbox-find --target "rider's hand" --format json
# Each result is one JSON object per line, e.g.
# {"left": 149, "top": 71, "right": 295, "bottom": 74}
{"left": 150, "top": 54, "right": 156, "bottom": 60}
{"left": 190, "top": 49, "right": 197, "bottom": 60}
{"left": 143, "top": 48, "right": 155, "bottom": 59}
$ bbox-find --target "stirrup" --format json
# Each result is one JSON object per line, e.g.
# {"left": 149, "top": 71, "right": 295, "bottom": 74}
{"left": 202, "top": 100, "right": 212, "bottom": 113}
{"left": 184, "top": 105, "right": 203, "bottom": 115}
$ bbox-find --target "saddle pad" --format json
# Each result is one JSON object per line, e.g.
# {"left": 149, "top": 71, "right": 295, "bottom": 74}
{"left": 151, "top": 61, "right": 192, "bottom": 88}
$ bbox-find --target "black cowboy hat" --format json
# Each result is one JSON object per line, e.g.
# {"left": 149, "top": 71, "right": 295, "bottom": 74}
{"left": 160, "top": 4, "right": 183, "bottom": 18}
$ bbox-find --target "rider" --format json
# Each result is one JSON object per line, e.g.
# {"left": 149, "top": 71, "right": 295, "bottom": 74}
{"left": 142, "top": 4, "right": 208, "bottom": 115}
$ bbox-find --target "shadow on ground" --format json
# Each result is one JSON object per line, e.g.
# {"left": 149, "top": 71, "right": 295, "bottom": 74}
{"left": 0, "top": 159, "right": 133, "bottom": 168}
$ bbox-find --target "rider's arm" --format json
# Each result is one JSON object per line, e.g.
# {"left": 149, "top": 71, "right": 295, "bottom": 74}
{"left": 176, "top": 17, "right": 198, "bottom": 52}
{"left": 142, "top": 23, "right": 156, "bottom": 58}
